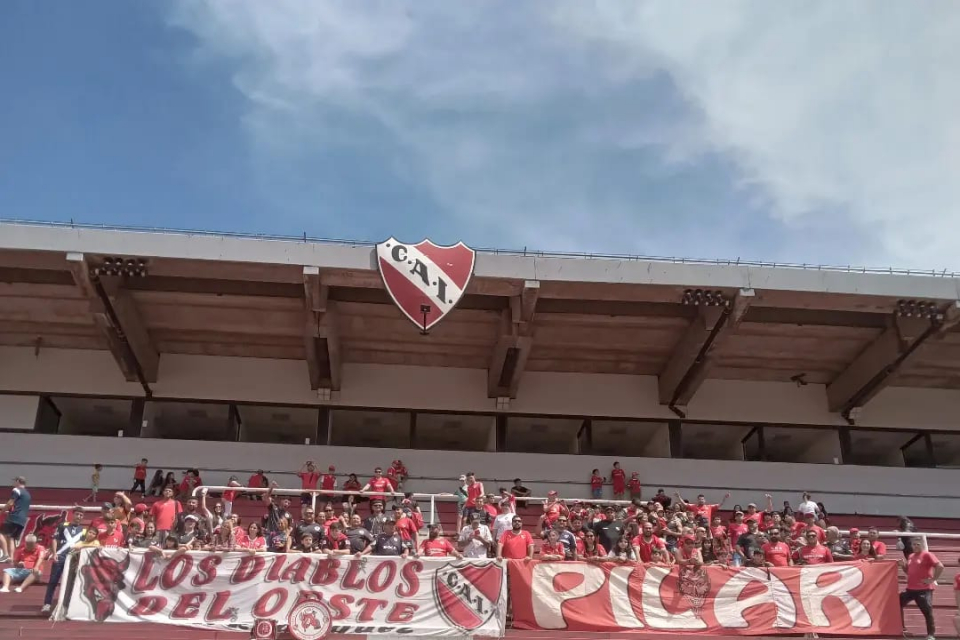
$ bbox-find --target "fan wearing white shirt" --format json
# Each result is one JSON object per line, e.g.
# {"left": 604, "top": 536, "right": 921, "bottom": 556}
{"left": 796, "top": 492, "right": 820, "bottom": 518}
{"left": 458, "top": 513, "right": 494, "bottom": 558}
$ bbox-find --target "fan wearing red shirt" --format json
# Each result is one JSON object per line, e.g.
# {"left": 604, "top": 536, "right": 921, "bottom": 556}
{"left": 796, "top": 529, "right": 833, "bottom": 565}
{"left": 541, "top": 491, "right": 568, "bottom": 528}
{"left": 248, "top": 470, "right": 267, "bottom": 501}
{"left": 590, "top": 469, "right": 604, "bottom": 499}
{"left": 679, "top": 492, "right": 730, "bottom": 525}
{"left": 498, "top": 516, "right": 534, "bottom": 560}
{"left": 149, "top": 487, "right": 182, "bottom": 537}
{"left": 361, "top": 468, "right": 392, "bottom": 503}
{"left": 297, "top": 461, "right": 321, "bottom": 506}
{"left": 1, "top": 535, "right": 45, "bottom": 593}
{"left": 540, "top": 529, "right": 565, "bottom": 560}
{"left": 319, "top": 466, "right": 338, "bottom": 505}
{"left": 632, "top": 522, "right": 666, "bottom": 562}
{"left": 899, "top": 538, "right": 943, "bottom": 639}
{"left": 463, "top": 473, "right": 485, "bottom": 519}
{"left": 710, "top": 515, "right": 728, "bottom": 540}
{"left": 610, "top": 462, "right": 626, "bottom": 499}
{"left": 628, "top": 473, "right": 642, "bottom": 500}
{"left": 761, "top": 528, "right": 792, "bottom": 567}
{"left": 97, "top": 517, "right": 126, "bottom": 548}
{"left": 866, "top": 527, "right": 888, "bottom": 558}
{"left": 421, "top": 525, "right": 460, "bottom": 557}
{"left": 131, "top": 458, "right": 148, "bottom": 495}
{"left": 392, "top": 505, "right": 420, "bottom": 551}
{"left": 387, "top": 460, "right": 407, "bottom": 491}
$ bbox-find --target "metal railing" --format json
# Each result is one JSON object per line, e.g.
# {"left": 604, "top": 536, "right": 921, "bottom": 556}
{"left": 3, "top": 218, "right": 958, "bottom": 278}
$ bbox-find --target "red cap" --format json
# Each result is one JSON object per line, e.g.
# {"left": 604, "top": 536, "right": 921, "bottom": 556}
{"left": 547, "top": 490, "right": 558, "bottom": 497}
{"left": 134, "top": 503, "right": 148, "bottom": 514}
{"left": 681, "top": 535, "right": 696, "bottom": 543}
{"left": 328, "top": 466, "right": 336, "bottom": 471}
{"left": 849, "top": 528, "right": 860, "bottom": 536}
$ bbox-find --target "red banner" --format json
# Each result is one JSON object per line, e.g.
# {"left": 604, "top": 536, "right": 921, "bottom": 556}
{"left": 508, "top": 560, "right": 901, "bottom": 635}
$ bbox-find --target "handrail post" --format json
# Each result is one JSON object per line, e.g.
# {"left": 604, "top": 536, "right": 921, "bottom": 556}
{"left": 311, "top": 490, "right": 317, "bottom": 513}
{"left": 430, "top": 495, "right": 436, "bottom": 527}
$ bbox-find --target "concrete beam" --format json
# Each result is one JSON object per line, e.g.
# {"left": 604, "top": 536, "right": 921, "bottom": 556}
{"left": 658, "top": 288, "right": 755, "bottom": 407}
{"left": 66, "top": 252, "right": 159, "bottom": 383}
{"left": 828, "top": 302, "right": 960, "bottom": 413}
{"left": 303, "top": 267, "right": 341, "bottom": 391}
{"left": 488, "top": 281, "right": 539, "bottom": 398}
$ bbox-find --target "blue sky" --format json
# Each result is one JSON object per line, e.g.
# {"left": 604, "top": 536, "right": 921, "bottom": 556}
{"left": 2, "top": 2, "right": 958, "bottom": 269}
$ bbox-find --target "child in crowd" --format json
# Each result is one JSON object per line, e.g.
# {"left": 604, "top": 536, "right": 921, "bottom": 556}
{"left": 82, "top": 464, "right": 102, "bottom": 503}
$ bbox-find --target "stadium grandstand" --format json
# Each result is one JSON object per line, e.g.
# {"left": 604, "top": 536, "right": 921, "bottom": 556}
{"left": 1, "top": 219, "right": 960, "bottom": 639}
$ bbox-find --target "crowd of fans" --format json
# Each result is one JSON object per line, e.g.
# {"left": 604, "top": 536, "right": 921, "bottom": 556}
{"left": 0, "top": 460, "right": 952, "bottom": 639}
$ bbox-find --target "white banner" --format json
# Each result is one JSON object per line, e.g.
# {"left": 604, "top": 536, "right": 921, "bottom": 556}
{"left": 64, "top": 548, "right": 506, "bottom": 637}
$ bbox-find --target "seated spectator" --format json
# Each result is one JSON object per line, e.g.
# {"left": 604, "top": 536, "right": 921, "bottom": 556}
{"left": 421, "top": 525, "right": 460, "bottom": 558}
{"left": 497, "top": 516, "right": 534, "bottom": 561}
{"left": 652, "top": 489, "right": 672, "bottom": 509}
{"left": 1, "top": 535, "right": 45, "bottom": 593}
{"left": 580, "top": 530, "right": 606, "bottom": 560}
{"left": 368, "top": 519, "right": 407, "bottom": 557}
{"left": 650, "top": 548, "right": 670, "bottom": 565}
{"left": 179, "top": 469, "right": 203, "bottom": 500}
{"left": 146, "top": 469, "right": 165, "bottom": 497}
{"left": 344, "top": 514, "right": 374, "bottom": 557}
{"left": 221, "top": 476, "right": 242, "bottom": 516}
{"left": 248, "top": 469, "right": 268, "bottom": 501}
{"left": 387, "top": 460, "right": 407, "bottom": 492}
{"left": 541, "top": 491, "right": 568, "bottom": 530}
{"left": 458, "top": 513, "right": 493, "bottom": 559}
{"left": 540, "top": 529, "right": 565, "bottom": 561}
{"left": 342, "top": 474, "right": 363, "bottom": 510}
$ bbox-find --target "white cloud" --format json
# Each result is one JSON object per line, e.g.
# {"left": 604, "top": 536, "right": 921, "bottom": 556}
{"left": 169, "top": 1, "right": 960, "bottom": 269}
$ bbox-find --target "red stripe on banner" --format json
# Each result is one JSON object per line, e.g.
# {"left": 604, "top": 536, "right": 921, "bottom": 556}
{"left": 379, "top": 257, "right": 443, "bottom": 326}
{"left": 414, "top": 242, "right": 474, "bottom": 289}
{"left": 508, "top": 560, "right": 902, "bottom": 635}
{"left": 437, "top": 579, "right": 484, "bottom": 629}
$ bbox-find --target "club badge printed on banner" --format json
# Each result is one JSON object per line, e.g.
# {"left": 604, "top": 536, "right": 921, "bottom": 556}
{"left": 375, "top": 238, "right": 476, "bottom": 332}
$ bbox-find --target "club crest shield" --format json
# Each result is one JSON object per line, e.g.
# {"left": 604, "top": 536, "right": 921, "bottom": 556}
{"left": 376, "top": 238, "right": 476, "bottom": 331}
{"left": 433, "top": 561, "right": 503, "bottom": 632}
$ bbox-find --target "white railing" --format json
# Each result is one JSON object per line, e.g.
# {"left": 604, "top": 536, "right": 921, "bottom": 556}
{"left": 192, "top": 485, "right": 637, "bottom": 528}
{"left": 31, "top": 505, "right": 102, "bottom": 513}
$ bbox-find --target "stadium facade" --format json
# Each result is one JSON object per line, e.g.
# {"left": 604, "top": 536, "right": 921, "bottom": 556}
{"left": 1, "top": 220, "right": 960, "bottom": 517}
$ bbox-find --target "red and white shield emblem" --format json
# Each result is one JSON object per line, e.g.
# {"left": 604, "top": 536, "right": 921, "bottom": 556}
{"left": 434, "top": 561, "right": 503, "bottom": 632}
{"left": 376, "top": 238, "right": 476, "bottom": 331}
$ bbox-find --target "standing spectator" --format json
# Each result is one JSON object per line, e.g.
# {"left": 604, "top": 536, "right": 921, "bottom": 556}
{"left": 541, "top": 491, "right": 568, "bottom": 530}
{"left": 263, "top": 483, "right": 293, "bottom": 534}
{"left": 248, "top": 470, "right": 268, "bottom": 501}
{"left": 511, "top": 478, "right": 531, "bottom": 507}
{"left": 866, "top": 526, "right": 888, "bottom": 559}
{"left": 710, "top": 515, "right": 728, "bottom": 540}
{"left": 825, "top": 526, "right": 853, "bottom": 560}
{"left": 319, "top": 466, "right": 338, "bottom": 507}
{"left": 801, "top": 512, "right": 826, "bottom": 543}
{"left": 421, "top": 525, "right": 460, "bottom": 558}
{"left": 628, "top": 473, "right": 642, "bottom": 501}
{"left": 175, "top": 496, "right": 206, "bottom": 537}
{"left": 652, "top": 489, "right": 672, "bottom": 509}
{"left": 367, "top": 519, "right": 407, "bottom": 557}
{"left": 610, "top": 462, "right": 626, "bottom": 500}
{"left": 462, "top": 473, "right": 485, "bottom": 521}
{"left": 632, "top": 522, "right": 666, "bottom": 563}
{"left": 387, "top": 460, "right": 407, "bottom": 491}
{"left": 178, "top": 469, "right": 202, "bottom": 500}
{"left": 344, "top": 514, "right": 374, "bottom": 556}
{"left": 492, "top": 501, "right": 515, "bottom": 543}
{"left": 41, "top": 507, "right": 85, "bottom": 613}
{"left": 592, "top": 505, "right": 625, "bottom": 555}
{"left": 796, "top": 492, "right": 820, "bottom": 519}
{"left": 678, "top": 492, "right": 730, "bottom": 526}
{"left": 497, "top": 487, "right": 516, "bottom": 514}
{"left": 454, "top": 475, "right": 468, "bottom": 532}
{"left": 545, "top": 515, "right": 578, "bottom": 560}
{"left": 736, "top": 520, "right": 762, "bottom": 566}
{"left": 364, "top": 501, "right": 388, "bottom": 536}
{"left": 760, "top": 528, "right": 792, "bottom": 566}
{"left": 297, "top": 461, "right": 320, "bottom": 506}
{"left": 897, "top": 517, "right": 917, "bottom": 559}
{"left": 146, "top": 470, "right": 165, "bottom": 497}
{"left": 342, "top": 474, "right": 362, "bottom": 512}
{"left": 221, "top": 476, "right": 242, "bottom": 517}
{"left": 539, "top": 529, "right": 566, "bottom": 561}
{"left": 497, "top": 516, "right": 534, "bottom": 561}
{"left": 392, "top": 505, "right": 420, "bottom": 553}
{"left": 294, "top": 507, "right": 327, "bottom": 552}
{"left": 458, "top": 513, "right": 493, "bottom": 559}
{"left": 899, "top": 537, "right": 942, "bottom": 640}
{"left": 0, "top": 534, "right": 44, "bottom": 593}
{"left": 82, "top": 464, "right": 102, "bottom": 503}
{"left": 361, "top": 468, "right": 392, "bottom": 504}
{"left": 130, "top": 459, "right": 148, "bottom": 495}
{"left": 674, "top": 535, "right": 703, "bottom": 568}
{"left": 149, "top": 486, "right": 182, "bottom": 539}
{"left": 0, "top": 477, "right": 30, "bottom": 563}
{"left": 97, "top": 516, "right": 126, "bottom": 548}
{"left": 590, "top": 469, "right": 604, "bottom": 500}
{"left": 796, "top": 530, "right": 833, "bottom": 565}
